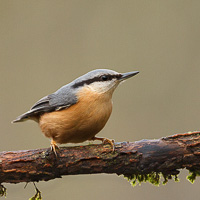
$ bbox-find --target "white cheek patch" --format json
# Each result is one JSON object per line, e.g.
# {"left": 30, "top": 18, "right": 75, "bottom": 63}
{"left": 88, "top": 80, "right": 118, "bottom": 94}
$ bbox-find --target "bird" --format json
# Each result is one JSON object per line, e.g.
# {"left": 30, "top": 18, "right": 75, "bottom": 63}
{"left": 13, "top": 69, "right": 139, "bottom": 155}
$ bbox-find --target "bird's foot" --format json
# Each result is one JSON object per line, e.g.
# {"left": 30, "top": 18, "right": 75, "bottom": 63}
{"left": 50, "top": 139, "right": 59, "bottom": 157}
{"left": 91, "top": 136, "right": 115, "bottom": 151}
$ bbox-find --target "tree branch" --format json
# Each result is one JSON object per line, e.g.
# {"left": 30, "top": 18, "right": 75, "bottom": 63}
{"left": 1, "top": 131, "right": 200, "bottom": 184}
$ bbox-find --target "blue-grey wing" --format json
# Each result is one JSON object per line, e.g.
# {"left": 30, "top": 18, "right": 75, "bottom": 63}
{"left": 12, "top": 85, "right": 77, "bottom": 123}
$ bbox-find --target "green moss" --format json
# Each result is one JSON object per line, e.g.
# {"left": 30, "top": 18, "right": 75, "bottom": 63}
{"left": 124, "top": 172, "right": 180, "bottom": 186}
{"left": 0, "top": 184, "right": 6, "bottom": 197}
{"left": 29, "top": 183, "right": 42, "bottom": 200}
{"left": 187, "top": 170, "right": 200, "bottom": 183}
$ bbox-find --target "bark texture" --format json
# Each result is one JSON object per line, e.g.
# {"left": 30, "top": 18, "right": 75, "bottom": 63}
{"left": 1, "top": 131, "right": 200, "bottom": 184}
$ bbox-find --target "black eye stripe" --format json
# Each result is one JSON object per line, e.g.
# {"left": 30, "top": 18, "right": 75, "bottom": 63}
{"left": 101, "top": 75, "right": 108, "bottom": 81}
{"left": 72, "top": 74, "right": 122, "bottom": 88}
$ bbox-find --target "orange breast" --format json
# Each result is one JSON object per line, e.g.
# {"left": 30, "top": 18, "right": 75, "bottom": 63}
{"left": 39, "top": 87, "right": 112, "bottom": 144}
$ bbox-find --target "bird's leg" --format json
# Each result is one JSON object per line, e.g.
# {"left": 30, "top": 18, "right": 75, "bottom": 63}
{"left": 50, "top": 139, "right": 59, "bottom": 157}
{"left": 91, "top": 136, "right": 115, "bottom": 151}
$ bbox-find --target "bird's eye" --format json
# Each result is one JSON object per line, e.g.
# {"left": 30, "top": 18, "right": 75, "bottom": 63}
{"left": 101, "top": 75, "right": 108, "bottom": 81}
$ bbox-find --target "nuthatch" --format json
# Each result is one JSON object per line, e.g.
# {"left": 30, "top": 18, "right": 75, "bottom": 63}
{"left": 13, "top": 69, "right": 139, "bottom": 155}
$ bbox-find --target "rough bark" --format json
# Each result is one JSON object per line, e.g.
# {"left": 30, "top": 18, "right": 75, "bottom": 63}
{"left": 1, "top": 131, "right": 200, "bottom": 184}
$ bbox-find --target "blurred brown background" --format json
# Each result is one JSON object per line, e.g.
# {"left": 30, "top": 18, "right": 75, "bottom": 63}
{"left": 1, "top": 0, "right": 200, "bottom": 199}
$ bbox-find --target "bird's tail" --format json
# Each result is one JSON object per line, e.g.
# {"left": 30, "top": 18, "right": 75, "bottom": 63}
{"left": 12, "top": 112, "right": 31, "bottom": 123}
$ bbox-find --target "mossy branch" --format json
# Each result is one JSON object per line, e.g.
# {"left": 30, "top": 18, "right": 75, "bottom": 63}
{"left": 1, "top": 131, "right": 200, "bottom": 187}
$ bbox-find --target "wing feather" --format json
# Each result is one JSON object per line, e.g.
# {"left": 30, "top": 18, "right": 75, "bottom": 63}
{"left": 30, "top": 95, "right": 50, "bottom": 110}
{"left": 12, "top": 84, "right": 78, "bottom": 123}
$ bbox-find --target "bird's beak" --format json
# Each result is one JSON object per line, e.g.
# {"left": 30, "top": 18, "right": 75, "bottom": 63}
{"left": 119, "top": 71, "right": 139, "bottom": 81}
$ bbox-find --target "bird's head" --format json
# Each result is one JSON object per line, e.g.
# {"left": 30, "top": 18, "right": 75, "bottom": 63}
{"left": 72, "top": 69, "right": 139, "bottom": 95}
